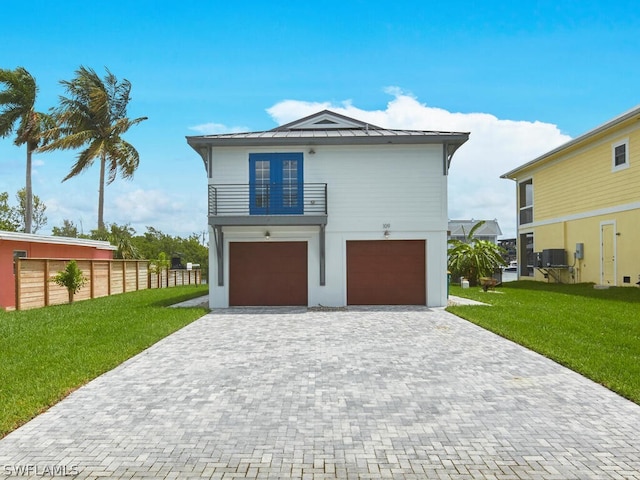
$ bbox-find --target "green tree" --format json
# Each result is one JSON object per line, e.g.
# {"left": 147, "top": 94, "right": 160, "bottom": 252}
{"left": 16, "top": 188, "right": 47, "bottom": 233}
{"left": 0, "top": 67, "right": 53, "bottom": 233}
{"left": 50, "top": 260, "right": 87, "bottom": 303}
{"left": 0, "top": 191, "right": 20, "bottom": 231}
{"left": 52, "top": 219, "right": 79, "bottom": 237}
{"left": 448, "top": 221, "right": 507, "bottom": 286}
{"left": 39, "top": 66, "right": 147, "bottom": 230}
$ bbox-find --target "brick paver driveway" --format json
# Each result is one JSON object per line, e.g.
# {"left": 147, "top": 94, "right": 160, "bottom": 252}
{"left": 1, "top": 306, "right": 639, "bottom": 479}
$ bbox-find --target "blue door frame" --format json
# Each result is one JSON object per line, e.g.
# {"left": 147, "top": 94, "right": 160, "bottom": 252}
{"left": 249, "top": 153, "right": 304, "bottom": 215}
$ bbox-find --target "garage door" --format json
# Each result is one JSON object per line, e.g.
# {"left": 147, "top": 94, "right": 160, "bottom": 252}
{"left": 347, "top": 240, "right": 426, "bottom": 305}
{"left": 229, "top": 242, "right": 308, "bottom": 306}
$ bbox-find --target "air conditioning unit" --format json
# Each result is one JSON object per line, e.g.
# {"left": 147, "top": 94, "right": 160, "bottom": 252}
{"left": 542, "top": 249, "right": 566, "bottom": 267}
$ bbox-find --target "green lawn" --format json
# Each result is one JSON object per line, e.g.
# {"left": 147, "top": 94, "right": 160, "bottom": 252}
{"left": 0, "top": 285, "right": 208, "bottom": 438}
{"left": 448, "top": 281, "right": 640, "bottom": 404}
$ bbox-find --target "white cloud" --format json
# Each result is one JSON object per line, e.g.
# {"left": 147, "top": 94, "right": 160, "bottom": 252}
{"left": 188, "top": 123, "right": 249, "bottom": 135}
{"left": 267, "top": 90, "right": 572, "bottom": 238}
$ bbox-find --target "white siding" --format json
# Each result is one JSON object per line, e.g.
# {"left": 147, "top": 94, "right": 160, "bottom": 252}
{"left": 208, "top": 143, "right": 449, "bottom": 308}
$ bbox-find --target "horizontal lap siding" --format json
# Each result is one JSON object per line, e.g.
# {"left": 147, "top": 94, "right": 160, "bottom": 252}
{"left": 534, "top": 128, "right": 640, "bottom": 221}
{"left": 307, "top": 146, "right": 444, "bottom": 231}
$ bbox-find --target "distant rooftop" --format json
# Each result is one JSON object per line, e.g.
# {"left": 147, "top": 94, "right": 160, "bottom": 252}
{"left": 0, "top": 230, "right": 117, "bottom": 250}
{"left": 448, "top": 219, "right": 502, "bottom": 237}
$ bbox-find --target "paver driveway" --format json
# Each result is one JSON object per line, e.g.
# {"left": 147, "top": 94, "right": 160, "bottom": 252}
{"left": 1, "top": 306, "right": 640, "bottom": 479}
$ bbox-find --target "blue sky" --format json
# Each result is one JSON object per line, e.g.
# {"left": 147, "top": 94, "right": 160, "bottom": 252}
{"left": 1, "top": 0, "right": 639, "bottom": 239}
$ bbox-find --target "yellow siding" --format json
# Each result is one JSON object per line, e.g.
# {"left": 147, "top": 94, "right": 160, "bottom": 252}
{"left": 524, "top": 210, "right": 640, "bottom": 286}
{"left": 514, "top": 111, "right": 640, "bottom": 286}
{"left": 531, "top": 127, "right": 640, "bottom": 221}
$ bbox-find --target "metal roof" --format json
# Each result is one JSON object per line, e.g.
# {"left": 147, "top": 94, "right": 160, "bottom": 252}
{"left": 448, "top": 219, "right": 502, "bottom": 237}
{"left": 186, "top": 110, "right": 469, "bottom": 148}
{"left": 0, "top": 230, "right": 117, "bottom": 250}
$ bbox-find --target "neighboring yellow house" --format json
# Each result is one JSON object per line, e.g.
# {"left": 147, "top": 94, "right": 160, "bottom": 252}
{"left": 501, "top": 105, "right": 640, "bottom": 287}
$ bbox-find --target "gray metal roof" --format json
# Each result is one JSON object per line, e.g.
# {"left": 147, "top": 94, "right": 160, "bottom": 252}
{"left": 448, "top": 219, "right": 502, "bottom": 237}
{"left": 186, "top": 110, "right": 469, "bottom": 148}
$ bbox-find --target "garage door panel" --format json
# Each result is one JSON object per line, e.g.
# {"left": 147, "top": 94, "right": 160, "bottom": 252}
{"left": 230, "top": 242, "right": 307, "bottom": 306}
{"left": 347, "top": 240, "right": 426, "bottom": 305}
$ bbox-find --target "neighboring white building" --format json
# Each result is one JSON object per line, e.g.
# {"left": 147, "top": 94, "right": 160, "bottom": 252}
{"left": 448, "top": 219, "right": 502, "bottom": 244}
{"left": 187, "top": 110, "right": 469, "bottom": 308}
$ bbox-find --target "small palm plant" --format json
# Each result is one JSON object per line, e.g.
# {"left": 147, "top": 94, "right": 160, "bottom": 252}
{"left": 51, "top": 260, "right": 87, "bottom": 303}
{"left": 448, "top": 221, "right": 507, "bottom": 286}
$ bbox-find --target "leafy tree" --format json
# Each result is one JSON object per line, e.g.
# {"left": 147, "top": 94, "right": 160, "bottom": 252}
{"left": 149, "top": 251, "right": 170, "bottom": 274}
{"left": 0, "top": 191, "right": 20, "bottom": 231}
{"left": 0, "top": 67, "right": 53, "bottom": 233}
{"left": 83, "top": 222, "right": 138, "bottom": 259}
{"left": 448, "top": 221, "right": 507, "bottom": 286}
{"left": 39, "top": 66, "right": 147, "bottom": 230}
{"left": 50, "top": 260, "right": 87, "bottom": 303}
{"left": 16, "top": 188, "right": 46, "bottom": 233}
{"left": 52, "top": 219, "right": 79, "bottom": 238}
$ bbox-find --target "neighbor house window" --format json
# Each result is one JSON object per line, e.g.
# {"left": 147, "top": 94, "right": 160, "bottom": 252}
{"left": 13, "top": 250, "right": 27, "bottom": 275}
{"left": 518, "top": 179, "right": 533, "bottom": 225}
{"left": 612, "top": 138, "right": 629, "bottom": 171}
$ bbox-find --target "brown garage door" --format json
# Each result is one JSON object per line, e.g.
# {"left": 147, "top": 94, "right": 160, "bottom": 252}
{"left": 347, "top": 240, "right": 426, "bottom": 305}
{"left": 229, "top": 241, "right": 308, "bottom": 306}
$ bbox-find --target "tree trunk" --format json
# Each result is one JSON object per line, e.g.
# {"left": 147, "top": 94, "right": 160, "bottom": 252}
{"left": 25, "top": 145, "right": 33, "bottom": 234}
{"left": 98, "top": 152, "right": 106, "bottom": 231}
{"left": 68, "top": 288, "right": 74, "bottom": 304}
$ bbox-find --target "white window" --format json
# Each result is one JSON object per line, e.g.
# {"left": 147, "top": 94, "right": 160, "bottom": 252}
{"left": 612, "top": 138, "right": 629, "bottom": 171}
{"left": 518, "top": 179, "right": 533, "bottom": 225}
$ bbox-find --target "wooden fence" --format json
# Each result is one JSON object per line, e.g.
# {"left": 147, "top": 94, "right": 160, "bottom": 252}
{"left": 15, "top": 258, "right": 202, "bottom": 311}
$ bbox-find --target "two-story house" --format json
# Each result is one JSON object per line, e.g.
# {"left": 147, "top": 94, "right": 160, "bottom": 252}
{"left": 187, "top": 110, "right": 469, "bottom": 308}
{"left": 448, "top": 219, "right": 502, "bottom": 244}
{"left": 501, "top": 105, "right": 640, "bottom": 286}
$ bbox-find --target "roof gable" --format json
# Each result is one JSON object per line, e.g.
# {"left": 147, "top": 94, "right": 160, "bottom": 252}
{"left": 272, "top": 110, "right": 382, "bottom": 131}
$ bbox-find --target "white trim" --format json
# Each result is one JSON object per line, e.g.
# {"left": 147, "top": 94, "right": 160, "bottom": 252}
{"left": 517, "top": 200, "right": 640, "bottom": 231}
{"left": 0, "top": 230, "right": 117, "bottom": 250}
{"left": 517, "top": 177, "right": 534, "bottom": 227}
{"left": 611, "top": 137, "right": 629, "bottom": 172}
{"left": 599, "top": 220, "right": 617, "bottom": 286}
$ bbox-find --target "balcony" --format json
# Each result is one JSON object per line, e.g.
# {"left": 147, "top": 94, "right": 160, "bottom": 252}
{"left": 208, "top": 183, "right": 328, "bottom": 227}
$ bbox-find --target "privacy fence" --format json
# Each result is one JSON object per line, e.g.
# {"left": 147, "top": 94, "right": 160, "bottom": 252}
{"left": 15, "top": 258, "right": 202, "bottom": 311}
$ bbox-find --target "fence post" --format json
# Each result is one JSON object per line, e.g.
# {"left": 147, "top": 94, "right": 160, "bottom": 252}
{"left": 44, "top": 259, "right": 50, "bottom": 307}
{"left": 90, "top": 260, "right": 95, "bottom": 299}
{"left": 15, "top": 258, "right": 21, "bottom": 311}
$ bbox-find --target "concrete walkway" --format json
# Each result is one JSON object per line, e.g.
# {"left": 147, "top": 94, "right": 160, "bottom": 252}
{"left": 1, "top": 307, "right": 639, "bottom": 479}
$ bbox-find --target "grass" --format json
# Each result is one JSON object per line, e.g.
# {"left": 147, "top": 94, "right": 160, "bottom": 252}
{"left": 448, "top": 281, "right": 640, "bottom": 404}
{"left": 0, "top": 285, "right": 208, "bottom": 438}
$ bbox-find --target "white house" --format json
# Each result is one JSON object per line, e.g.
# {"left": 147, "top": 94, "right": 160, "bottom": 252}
{"left": 448, "top": 219, "right": 502, "bottom": 244}
{"left": 187, "top": 110, "right": 469, "bottom": 308}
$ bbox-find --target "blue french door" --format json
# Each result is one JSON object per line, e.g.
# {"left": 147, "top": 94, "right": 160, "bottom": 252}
{"left": 249, "top": 153, "right": 303, "bottom": 214}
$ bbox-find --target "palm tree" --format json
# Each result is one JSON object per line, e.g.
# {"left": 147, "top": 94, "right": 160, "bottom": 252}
{"left": 40, "top": 66, "right": 147, "bottom": 231}
{"left": 0, "top": 67, "right": 52, "bottom": 233}
{"left": 448, "top": 220, "right": 507, "bottom": 286}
